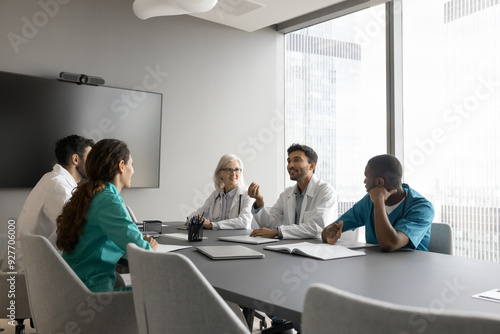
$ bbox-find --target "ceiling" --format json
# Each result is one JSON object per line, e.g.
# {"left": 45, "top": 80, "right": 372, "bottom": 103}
{"left": 188, "top": 0, "right": 346, "bottom": 32}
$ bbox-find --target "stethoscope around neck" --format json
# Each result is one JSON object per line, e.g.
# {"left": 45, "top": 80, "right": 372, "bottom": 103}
{"left": 211, "top": 192, "right": 242, "bottom": 220}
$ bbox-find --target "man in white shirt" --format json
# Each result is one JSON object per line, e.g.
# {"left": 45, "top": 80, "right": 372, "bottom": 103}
{"left": 249, "top": 144, "right": 337, "bottom": 239}
{"left": 2, "top": 135, "right": 94, "bottom": 272}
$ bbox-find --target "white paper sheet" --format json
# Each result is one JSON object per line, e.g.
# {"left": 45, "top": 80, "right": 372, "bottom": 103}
{"left": 472, "top": 289, "right": 500, "bottom": 303}
{"left": 155, "top": 244, "right": 192, "bottom": 253}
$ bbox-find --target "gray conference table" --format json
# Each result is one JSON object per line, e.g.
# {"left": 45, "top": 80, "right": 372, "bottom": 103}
{"left": 158, "top": 222, "right": 500, "bottom": 326}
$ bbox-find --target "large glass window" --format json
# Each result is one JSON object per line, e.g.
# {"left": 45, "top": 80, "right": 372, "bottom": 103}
{"left": 403, "top": 0, "right": 500, "bottom": 261}
{"left": 284, "top": 5, "right": 387, "bottom": 215}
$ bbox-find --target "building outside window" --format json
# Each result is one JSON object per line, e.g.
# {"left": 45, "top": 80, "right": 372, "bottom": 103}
{"left": 403, "top": 0, "right": 500, "bottom": 261}
{"left": 284, "top": 5, "right": 387, "bottom": 215}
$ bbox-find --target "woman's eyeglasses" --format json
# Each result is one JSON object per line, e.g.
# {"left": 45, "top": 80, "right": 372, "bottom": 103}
{"left": 220, "top": 168, "right": 242, "bottom": 174}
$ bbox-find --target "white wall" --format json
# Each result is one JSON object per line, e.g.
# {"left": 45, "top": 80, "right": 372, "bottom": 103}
{"left": 0, "top": 0, "right": 285, "bottom": 254}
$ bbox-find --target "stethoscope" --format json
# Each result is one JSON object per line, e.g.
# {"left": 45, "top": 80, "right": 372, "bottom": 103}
{"left": 211, "top": 193, "right": 242, "bottom": 220}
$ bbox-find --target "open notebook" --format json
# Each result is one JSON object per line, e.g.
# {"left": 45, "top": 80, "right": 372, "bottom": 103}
{"left": 264, "top": 242, "right": 365, "bottom": 260}
{"left": 196, "top": 245, "right": 265, "bottom": 260}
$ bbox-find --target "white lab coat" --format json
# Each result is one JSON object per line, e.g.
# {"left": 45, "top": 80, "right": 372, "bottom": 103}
{"left": 190, "top": 185, "right": 255, "bottom": 230}
{"left": 1, "top": 164, "right": 76, "bottom": 272}
{"left": 252, "top": 175, "right": 337, "bottom": 239}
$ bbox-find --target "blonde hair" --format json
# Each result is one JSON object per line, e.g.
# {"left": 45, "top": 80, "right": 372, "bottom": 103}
{"left": 213, "top": 154, "right": 245, "bottom": 192}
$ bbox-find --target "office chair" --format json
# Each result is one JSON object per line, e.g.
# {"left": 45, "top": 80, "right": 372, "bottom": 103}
{"left": 0, "top": 270, "right": 32, "bottom": 334}
{"left": 302, "top": 283, "right": 500, "bottom": 334}
{"left": 20, "top": 232, "right": 138, "bottom": 334}
{"left": 127, "top": 243, "right": 250, "bottom": 334}
{"left": 428, "top": 222, "right": 453, "bottom": 255}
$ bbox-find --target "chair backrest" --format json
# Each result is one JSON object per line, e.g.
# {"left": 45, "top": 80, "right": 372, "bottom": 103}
{"left": 126, "top": 205, "right": 139, "bottom": 222}
{"left": 302, "top": 283, "right": 500, "bottom": 334}
{"left": 127, "top": 243, "right": 250, "bottom": 334}
{"left": 428, "top": 222, "right": 453, "bottom": 255}
{"left": 21, "top": 231, "right": 138, "bottom": 333}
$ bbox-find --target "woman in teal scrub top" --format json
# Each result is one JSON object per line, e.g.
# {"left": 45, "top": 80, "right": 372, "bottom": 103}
{"left": 56, "top": 139, "right": 157, "bottom": 292}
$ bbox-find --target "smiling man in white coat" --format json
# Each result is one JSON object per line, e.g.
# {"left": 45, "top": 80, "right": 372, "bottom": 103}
{"left": 249, "top": 143, "right": 337, "bottom": 239}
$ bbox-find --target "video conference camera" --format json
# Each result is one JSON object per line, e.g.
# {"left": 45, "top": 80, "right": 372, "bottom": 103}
{"left": 59, "top": 72, "right": 105, "bottom": 86}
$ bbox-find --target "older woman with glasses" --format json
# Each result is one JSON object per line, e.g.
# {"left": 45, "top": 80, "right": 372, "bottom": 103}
{"left": 189, "top": 154, "right": 254, "bottom": 230}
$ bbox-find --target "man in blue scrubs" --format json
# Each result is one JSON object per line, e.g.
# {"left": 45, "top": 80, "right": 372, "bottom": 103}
{"left": 322, "top": 154, "right": 434, "bottom": 252}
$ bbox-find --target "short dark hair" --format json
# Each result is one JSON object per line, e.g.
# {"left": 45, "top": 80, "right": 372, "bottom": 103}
{"left": 287, "top": 143, "right": 318, "bottom": 172}
{"left": 55, "top": 135, "right": 95, "bottom": 166}
{"left": 367, "top": 154, "right": 403, "bottom": 188}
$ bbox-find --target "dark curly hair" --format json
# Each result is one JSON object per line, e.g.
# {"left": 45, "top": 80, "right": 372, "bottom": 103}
{"left": 56, "top": 139, "right": 130, "bottom": 252}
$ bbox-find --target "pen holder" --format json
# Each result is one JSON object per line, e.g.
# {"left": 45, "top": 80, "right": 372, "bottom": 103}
{"left": 188, "top": 222, "right": 203, "bottom": 242}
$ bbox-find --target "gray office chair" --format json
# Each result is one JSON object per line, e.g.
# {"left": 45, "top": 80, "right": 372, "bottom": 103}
{"left": 0, "top": 270, "right": 32, "bottom": 334}
{"left": 428, "top": 222, "right": 453, "bottom": 255}
{"left": 302, "top": 283, "right": 500, "bottom": 334}
{"left": 21, "top": 231, "right": 138, "bottom": 334}
{"left": 127, "top": 243, "right": 250, "bottom": 334}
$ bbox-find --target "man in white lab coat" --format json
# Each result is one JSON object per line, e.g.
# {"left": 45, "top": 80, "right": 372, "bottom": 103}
{"left": 249, "top": 144, "right": 337, "bottom": 239}
{"left": 1, "top": 135, "right": 94, "bottom": 272}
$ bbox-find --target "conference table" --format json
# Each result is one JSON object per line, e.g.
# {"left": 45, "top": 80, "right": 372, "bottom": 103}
{"left": 157, "top": 222, "right": 500, "bottom": 327}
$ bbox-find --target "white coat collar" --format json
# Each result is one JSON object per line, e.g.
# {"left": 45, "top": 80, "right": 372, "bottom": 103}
{"left": 53, "top": 163, "right": 77, "bottom": 188}
{"left": 289, "top": 174, "right": 319, "bottom": 199}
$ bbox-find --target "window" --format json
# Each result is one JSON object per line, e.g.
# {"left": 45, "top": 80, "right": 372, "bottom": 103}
{"left": 284, "top": 5, "right": 387, "bottom": 215}
{"left": 403, "top": 0, "right": 500, "bottom": 261}
{"left": 284, "top": 0, "right": 500, "bottom": 261}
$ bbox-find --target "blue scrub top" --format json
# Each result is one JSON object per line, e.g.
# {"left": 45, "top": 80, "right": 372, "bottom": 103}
{"left": 63, "top": 182, "right": 151, "bottom": 292}
{"left": 339, "top": 184, "right": 434, "bottom": 251}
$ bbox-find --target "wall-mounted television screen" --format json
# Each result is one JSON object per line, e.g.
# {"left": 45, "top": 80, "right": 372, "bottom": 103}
{"left": 0, "top": 71, "right": 162, "bottom": 188}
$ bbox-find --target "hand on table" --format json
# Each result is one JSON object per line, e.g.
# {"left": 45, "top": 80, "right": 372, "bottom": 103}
{"left": 249, "top": 227, "right": 278, "bottom": 239}
{"left": 321, "top": 221, "right": 343, "bottom": 245}
{"left": 144, "top": 234, "right": 158, "bottom": 251}
{"left": 202, "top": 218, "right": 213, "bottom": 229}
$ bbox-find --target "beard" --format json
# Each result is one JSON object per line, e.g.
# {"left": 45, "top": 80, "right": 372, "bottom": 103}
{"left": 76, "top": 163, "right": 88, "bottom": 180}
{"left": 288, "top": 168, "right": 304, "bottom": 181}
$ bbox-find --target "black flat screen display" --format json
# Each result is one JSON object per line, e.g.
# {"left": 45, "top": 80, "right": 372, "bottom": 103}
{"left": 0, "top": 71, "right": 162, "bottom": 188}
